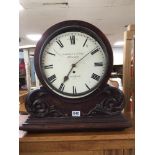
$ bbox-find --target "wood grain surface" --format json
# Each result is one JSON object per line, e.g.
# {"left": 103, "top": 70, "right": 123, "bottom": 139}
{"left": 19, "top": 113, "right": 134, "bottom": 155}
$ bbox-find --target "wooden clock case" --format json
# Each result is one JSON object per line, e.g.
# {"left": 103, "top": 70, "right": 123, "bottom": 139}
{"left": 19, "top": 20, "right": 131, "bottom": 132}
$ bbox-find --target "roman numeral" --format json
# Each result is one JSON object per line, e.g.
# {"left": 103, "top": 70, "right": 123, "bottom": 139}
{"left": 46, "top": 52, "right": 55, "bottom": 56}
{"left": 83, "top": 38, "right": 88, "bottom": 47}
{"left": 73, "top": 86, "right": 77, "bottom": 94}
{"left": 91, "top": 48, "right": 99, "bottom": 55}
{"left": 85, "top": 83, "right": 90, "bottom": 90}
{"left": 47, "top": 74, "right": 56, "bottom": 83}
{"left": 94, "top": 62, "right": 103, "bottom": 66}
{"left": 44, "top": 65, "right": 53, "bottom": 69}
{"left": 70, "top": 35, "right": 75, "bottom": 44}
{"left": 56, "top": 40, "right": 64, "bottom": 48}
{"left": 91, "top": 73, "right": 100, "bottom": 81}
{"left": 59, "top": 83, "right": 65, "bottom": 92}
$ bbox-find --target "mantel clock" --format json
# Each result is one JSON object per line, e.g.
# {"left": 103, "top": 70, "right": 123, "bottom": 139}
{"left": 20, "top": 20, "right": 130, "bottom": 131}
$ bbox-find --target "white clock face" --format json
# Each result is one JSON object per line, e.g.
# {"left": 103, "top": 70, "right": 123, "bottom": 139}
{"left": 40, "top": 31, "right": 108, "bottom": 98}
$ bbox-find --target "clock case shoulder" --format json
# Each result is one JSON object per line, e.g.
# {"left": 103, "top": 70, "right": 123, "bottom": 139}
{"left": 19, "top": 84, "right": 131, "bottom": 131}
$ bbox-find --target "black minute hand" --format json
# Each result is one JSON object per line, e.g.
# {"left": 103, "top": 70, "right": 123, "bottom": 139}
{"left": 74, "top": 48, "right": 97, "bottom": 65}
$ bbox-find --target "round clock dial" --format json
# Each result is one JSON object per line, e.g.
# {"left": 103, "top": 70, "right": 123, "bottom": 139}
{"left": 35, "top": 21, "right": 113, "bottom": 99}
{"left": 41, "top": 31, "right": 107, "bottom": 98}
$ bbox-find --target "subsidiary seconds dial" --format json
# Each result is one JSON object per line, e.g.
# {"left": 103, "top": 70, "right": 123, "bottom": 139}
{"left": 40, "top": 31, "right": 107, "bottom": 98}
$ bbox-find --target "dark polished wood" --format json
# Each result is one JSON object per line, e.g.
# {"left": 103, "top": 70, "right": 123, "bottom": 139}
{"left": 20, "top": 114, "right": 130, "bottom": 132}
{"left": 19, "top": 84, "right": 131, "bottom": 131}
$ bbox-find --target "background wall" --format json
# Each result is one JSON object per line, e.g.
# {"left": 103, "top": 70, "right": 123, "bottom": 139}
{"left": 112, "top": 47, "right": 123, "bottom": 65}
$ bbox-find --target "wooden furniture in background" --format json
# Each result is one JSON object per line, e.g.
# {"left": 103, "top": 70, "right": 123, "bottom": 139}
{"left": 19, "top": 91, "right": 28, "bottom": 114}
{"left": 19, "top": 47, "right": 40, "bottom": 92}
{"left": 123, "top": 25, "right": 135, "bottom": 112}
{"left": 111, "top": 65, "right": 123, "bottom": 80}
{"left": 19, "top": 113, "right": 134, "bottom": 155}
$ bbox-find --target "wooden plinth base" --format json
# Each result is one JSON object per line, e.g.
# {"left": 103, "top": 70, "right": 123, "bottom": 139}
{"left": 19, "top": 114, "right": 131, "bottom": 132}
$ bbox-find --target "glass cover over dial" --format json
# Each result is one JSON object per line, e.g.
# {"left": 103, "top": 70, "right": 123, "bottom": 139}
{"left": 40, "top": 31, "right": 108, "bottom": 98}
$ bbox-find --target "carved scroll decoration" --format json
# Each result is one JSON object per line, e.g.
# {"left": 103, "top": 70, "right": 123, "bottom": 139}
{"left": 87, "top": 85, "right": 125, "bottom": 116}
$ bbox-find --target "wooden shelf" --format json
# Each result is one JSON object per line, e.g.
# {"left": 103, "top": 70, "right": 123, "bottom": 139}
{"left": 19, "top": 113, "right": 134, "bottom": 155}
